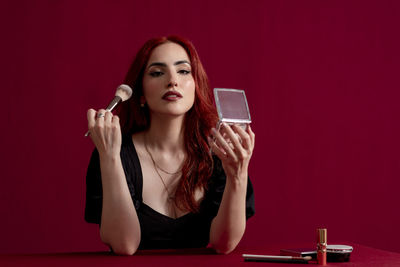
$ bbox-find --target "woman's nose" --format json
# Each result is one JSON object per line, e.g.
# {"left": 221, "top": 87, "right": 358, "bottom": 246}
{"left": 168, "top": 80, "right": 178, "bottom": 88}
{"left": 167, "top": 71, "right": 178, "bottom": 88}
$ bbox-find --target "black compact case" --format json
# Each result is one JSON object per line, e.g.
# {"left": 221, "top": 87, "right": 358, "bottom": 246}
{"left": 326, "top": 245, "right": 353, "bottom": 262}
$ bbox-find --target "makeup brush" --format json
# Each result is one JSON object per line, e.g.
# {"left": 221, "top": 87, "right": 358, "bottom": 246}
{"left": 84, "top": 84, "right": 133, "bottom": 137}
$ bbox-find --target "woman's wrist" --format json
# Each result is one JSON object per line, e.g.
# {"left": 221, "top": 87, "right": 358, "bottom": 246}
{"left": 99, "top": 153, "right": 121, "bottom": 166}
{"left": 225, "top": 174, "right": 248, "bottom": 192}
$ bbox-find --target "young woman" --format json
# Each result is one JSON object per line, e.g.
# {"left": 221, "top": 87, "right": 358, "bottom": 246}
{"left": 85, "top": 36, "right": 255, "bottom": 255}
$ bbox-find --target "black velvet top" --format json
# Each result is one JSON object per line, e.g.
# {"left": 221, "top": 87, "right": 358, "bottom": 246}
{"left": 85, "top": 135, "right": 255, "bottom": 249}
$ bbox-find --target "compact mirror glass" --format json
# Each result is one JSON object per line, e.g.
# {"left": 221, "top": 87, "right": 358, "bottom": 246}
{"left": 214, "top": 88, "right": 251, "bottom": 128}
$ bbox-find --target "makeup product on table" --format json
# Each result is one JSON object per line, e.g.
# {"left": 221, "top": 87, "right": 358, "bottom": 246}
{"left": 242, "top": 254, "right": 312, "bottom": 264}
{"left": 280, "top": 245, "right": 353, "bottom": 262}
{"left": 326, "top": 245, "right": 353, "bottom": 262}
{"left": 280, "top": 248, "right": 318, "bottom": 259}
{"left": 317, "top": 228, "right": 327, "bottom": 265}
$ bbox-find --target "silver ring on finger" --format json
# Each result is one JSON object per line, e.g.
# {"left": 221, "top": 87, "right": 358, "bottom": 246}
{"left": 97, "top": 113, "right": 105, "bottom": 118}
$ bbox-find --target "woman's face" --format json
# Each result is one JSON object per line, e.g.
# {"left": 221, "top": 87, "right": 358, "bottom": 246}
{"left": 142, "top": 42, "right": 195, "bottom": 118}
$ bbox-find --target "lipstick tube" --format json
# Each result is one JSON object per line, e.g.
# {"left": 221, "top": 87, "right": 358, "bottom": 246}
{"left": 317, "top": 228, "right": 327, "bottom": 265}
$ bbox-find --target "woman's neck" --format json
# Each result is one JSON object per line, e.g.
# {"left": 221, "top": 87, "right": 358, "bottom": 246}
{"left": 145, "top": 114, "right": 186, "bottom": 153}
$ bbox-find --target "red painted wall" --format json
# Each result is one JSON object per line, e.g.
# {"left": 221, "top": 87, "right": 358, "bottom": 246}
{"left": 1, "top": 0, "right": 399, "bottom": 254}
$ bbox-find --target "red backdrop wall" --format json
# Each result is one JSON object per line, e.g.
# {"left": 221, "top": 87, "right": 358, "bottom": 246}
{"left": 1, "top": 0, "right": 399, "bottom": 254}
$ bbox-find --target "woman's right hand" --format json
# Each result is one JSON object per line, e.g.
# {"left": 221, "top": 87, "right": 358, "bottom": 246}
{"left": 87, "top": 109, "right": 122, "bottom": 158}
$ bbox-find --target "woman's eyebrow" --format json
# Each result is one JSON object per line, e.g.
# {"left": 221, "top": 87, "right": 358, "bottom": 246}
{"left": 147, "top": 60, "right": 191, "bottom": 69}
{"left": 147, "top": 62, "right": 166, "bottom": 68}
{"left": 174, "top": 60, "right": 190, "bottom": 66}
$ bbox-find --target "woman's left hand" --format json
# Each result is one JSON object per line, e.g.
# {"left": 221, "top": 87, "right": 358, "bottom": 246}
{"left": 208, "top": 123, "right": 255, "bottom": 183}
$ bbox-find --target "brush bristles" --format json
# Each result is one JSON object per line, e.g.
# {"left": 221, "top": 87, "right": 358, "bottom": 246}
{"left": 115, "top": 84, "right": 133, "bottom": 102}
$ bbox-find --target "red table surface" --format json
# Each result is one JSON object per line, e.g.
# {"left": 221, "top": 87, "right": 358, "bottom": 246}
{"left": 1, "top": 243, "right": 399, "bottom": 267}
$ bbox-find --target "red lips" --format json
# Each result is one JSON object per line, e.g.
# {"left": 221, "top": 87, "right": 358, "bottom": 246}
{"left": 162, "top": 90, "right": 182, "bottom": 100}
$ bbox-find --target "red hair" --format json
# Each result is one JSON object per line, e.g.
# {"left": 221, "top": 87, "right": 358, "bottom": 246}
{"left": 117, "top": 36, "right": 218, "bottom": 212}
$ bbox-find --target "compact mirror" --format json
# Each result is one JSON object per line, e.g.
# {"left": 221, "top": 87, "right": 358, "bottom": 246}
{"left": 214, "top": 88, "right": 251, "bottom": 128}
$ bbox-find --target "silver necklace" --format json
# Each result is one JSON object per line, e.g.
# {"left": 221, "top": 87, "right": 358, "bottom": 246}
{"left": 144, "top": 136, "right": 182, "bottom": 175}
{"left": 144, "top": 134, "right": 178, "bottom": 203}
{"left": 155, "top": 163, "right": 182, "bottom": 175}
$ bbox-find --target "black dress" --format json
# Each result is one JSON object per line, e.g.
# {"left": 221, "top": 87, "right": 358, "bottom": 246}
{"left": 85, "top": 135, "right": 255, "bottom": 249}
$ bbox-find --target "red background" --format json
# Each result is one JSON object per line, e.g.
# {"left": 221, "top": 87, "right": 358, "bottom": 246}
{"left": 1, "top": 0, "right": 399, "bottom": 254}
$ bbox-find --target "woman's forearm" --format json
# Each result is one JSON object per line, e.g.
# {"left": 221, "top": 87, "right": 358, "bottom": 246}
{"left": 99, "top": 155, "right": 141, "bottom": 255}
{"left": 208, "top": 123, "right": 255, "bottom": 254}
{"left": 209, "top": 175, "right": 248, "bottom": 254}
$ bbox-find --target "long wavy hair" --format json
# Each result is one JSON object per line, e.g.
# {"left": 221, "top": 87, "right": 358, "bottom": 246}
{"left": 117, "top": 36, "right": 218, "bottom": 213}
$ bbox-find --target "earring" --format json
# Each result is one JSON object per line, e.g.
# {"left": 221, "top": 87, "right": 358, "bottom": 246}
{"left": 140, "top": 103, "right": 145, "bottom": 108}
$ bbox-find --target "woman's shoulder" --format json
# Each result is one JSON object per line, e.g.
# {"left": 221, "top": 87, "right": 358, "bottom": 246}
{"left": 125, "top": 132, "right": 145, "bottom": 148}
{"left": 120, "top": 133, "right": 144, "bottom": 205}
{"left": 121, "top": 132, "right": 144, "bottom": 151}
{"left": 120, "top": 133, "right": 140, "bottom": 163}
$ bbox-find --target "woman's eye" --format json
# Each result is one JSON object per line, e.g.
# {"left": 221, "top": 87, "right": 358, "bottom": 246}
{"left": 178, "top": 69, "right": 191, "bottom": 75}
{"left": 149, "top": 71, "right": 163, "bottom": 77}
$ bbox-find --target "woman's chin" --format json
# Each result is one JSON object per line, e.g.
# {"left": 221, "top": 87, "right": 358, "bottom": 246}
{"left": 151, "top": 105, "right": 194, "bottom": 117}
